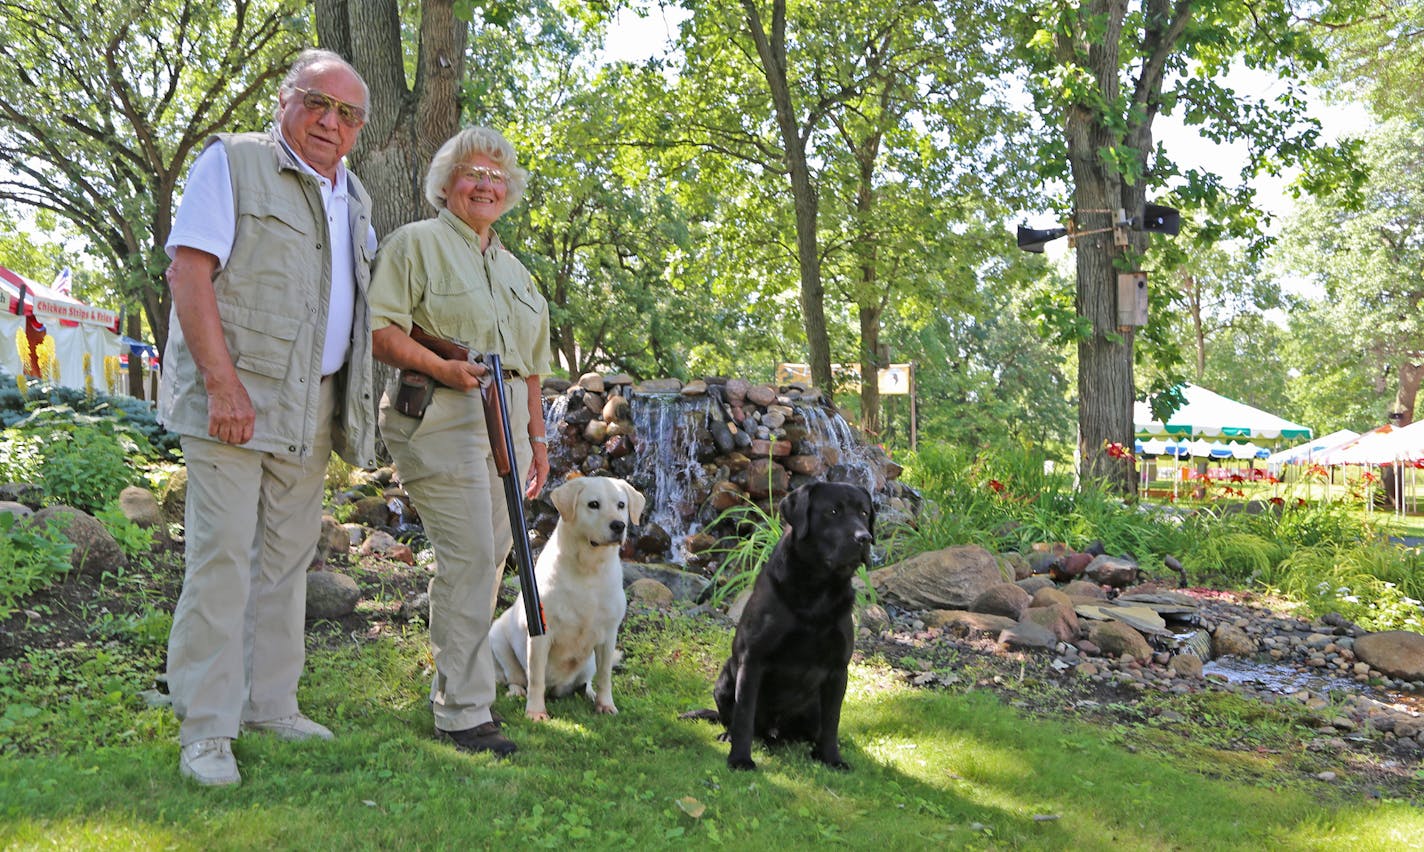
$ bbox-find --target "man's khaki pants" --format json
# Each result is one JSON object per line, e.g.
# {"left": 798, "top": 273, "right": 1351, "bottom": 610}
{"left": 167, "top": 379, "right": 334, "bottom": 745}
{"left": 380, "top": 380, "right": 532, "bottom": 733}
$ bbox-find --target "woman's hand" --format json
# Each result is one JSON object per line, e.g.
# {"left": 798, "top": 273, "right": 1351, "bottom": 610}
{"left": 525, "top": 440, "right": 549, "bottom": 499}
{"left": 436, "top": 357, "right": 485, "bottom": 392}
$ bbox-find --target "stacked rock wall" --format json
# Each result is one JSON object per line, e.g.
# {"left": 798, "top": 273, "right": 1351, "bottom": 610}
{"left": 534, "top": 373, "right": 919, "bottom": 568}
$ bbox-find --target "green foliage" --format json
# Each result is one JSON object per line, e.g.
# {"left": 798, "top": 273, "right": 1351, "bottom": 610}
{"left": 0, "top": 378, "right": 179, "bottom": 458}
{"left": 0, "top": 513, "right": 74, "bottom": 621}
{"left": 29, "top": 424, "right": 138, "bottom": 514}
{"left": 893, "top": 443, "right": 1190, "bottom": 570}
{"left": 1177, "top": 530, "right": 1285, "bottom": 587}
{"left": 0, "top": 430, "right": 43, "bottom": 483}
{"left": 94, "top": 504, "right": 155, "bottom": 562}
{"left": 704, "top": 501, "right": 782, "bottom": 610}
{"left": 1262, "top": 544, "right": 1424, "bottom": 632}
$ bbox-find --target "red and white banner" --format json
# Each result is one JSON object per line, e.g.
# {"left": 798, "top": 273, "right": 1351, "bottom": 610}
{"left": 31, "top": 295, "right": 119, "bottom": 329}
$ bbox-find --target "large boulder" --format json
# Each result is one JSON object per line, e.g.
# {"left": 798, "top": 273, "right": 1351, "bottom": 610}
{"left": 27, "top": 506, "right": 126, "bottom": 578}
{"left": 869, "top": 544, "right": 1005, "bottom": 610}
{"left": 1354, "top": 631, "right": 1424, "bottom": 681}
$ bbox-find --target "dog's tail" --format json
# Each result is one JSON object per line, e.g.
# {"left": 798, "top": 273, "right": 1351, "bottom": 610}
{"left": 678, "top": 708, "right": 721, "bottom": 723}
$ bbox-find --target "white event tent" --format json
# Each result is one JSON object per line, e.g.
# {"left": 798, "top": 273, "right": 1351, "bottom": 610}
{"left": 1134, "top": 383, "right": 1313, "bottom": 447}
{"left": 0, "top": 263, "right": 124, "bottom": 393}
{"left": 1264, "top": 429, "right": 1360, "bottom": 467}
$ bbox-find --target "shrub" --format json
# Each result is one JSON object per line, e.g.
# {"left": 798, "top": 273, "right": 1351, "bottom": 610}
{"left": 0, "top": 513, "right": 75, "bottom": 620}
{"left": 2, "top": 406, "right": 158, "bottom": 513}
{"left": 0, "top": 375, "right": 179, "bottom": 459}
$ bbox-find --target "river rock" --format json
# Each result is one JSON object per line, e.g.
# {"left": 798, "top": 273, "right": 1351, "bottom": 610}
{"left": 118, "top": 485, "right": 164, "bottom": 530}
{"left": 635, "top": 378, "right": 683, "bottom": 394}
{"left": 160, "top": 467, "right": 188, "bottom": 523}
{"left": 1212, "top": 623, "right": 1257, "bottom": 658}
{"left": 1088, "top": 621, "right": 1152, "bottom": 660}
{"left": 746, "top": 385, "right": 778, "bottom": 407}
{"left": 1022, "top": 603, "right": 1080, "bottom": 643}
{"left": 623, "top": 562, "right": 709, "bottom": 602}
{"left": 306, "top": 570, "right": 360, "bottom": 619}
{"left": 0, "top": 500, "right": 33, "bottom": 520}
{"left": 869, "top": 544, "right": 1004, "bottom": 610}
{"left": 922, "top": 609, "right": 1016, "bottom": 634}
{"left": 627, "top": 577, "right": 674, "bottom": 607}
{"left": 1353, "top": 631, "right": 1424, "bottom": 681}
{"left": 971, "top": 583, "right": 1032, "bottom": 619}
{"left": 1085, "top": 555, "right": 1140, "bottom": 588}
{"left": 1062, "top": 580, "right": 1107, "bottom": 599}
{"left": 577, "top": 372, "right": 605, "bottom": 393}
{"left": 1000, "top": 620, "right": 1059, "bottom": 651}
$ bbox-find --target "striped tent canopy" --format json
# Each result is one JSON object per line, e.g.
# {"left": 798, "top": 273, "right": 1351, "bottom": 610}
{"left": 1134, "top": 384, "right": 1312, "bottom": 444}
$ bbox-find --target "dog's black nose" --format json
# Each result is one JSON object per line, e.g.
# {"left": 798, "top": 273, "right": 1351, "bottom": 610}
{"left": 610, "top": 520, "right": 626, "bottom": 534}
{"left": 854, "top": 529, "right": 872, "bottom": 545}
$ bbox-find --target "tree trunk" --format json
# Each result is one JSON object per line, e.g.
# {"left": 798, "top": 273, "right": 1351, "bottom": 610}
{"left": 316, "top": 0, "right": 467, "bottom": 460}
{"left": 742, "top": 0, "right": 832, "bottom": 397}
{"left": 318, "top": 0, "right": 466, "bottom": 238}
{"left": 1394, "top": 357, "right": 1423, "bottom": 425}
{"left": 1064, "top": 0, "right": 1136, "bottom": 496}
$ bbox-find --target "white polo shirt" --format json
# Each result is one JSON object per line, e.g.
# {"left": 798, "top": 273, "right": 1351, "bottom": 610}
{"left": 167, "top": 129, "right": 377, "bottom": 375}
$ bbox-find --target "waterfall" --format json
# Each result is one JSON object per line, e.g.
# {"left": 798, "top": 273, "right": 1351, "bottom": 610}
{"left": 796, "top": 404, "right": 882, "bottom": 495}
{"left": 629, "top": 392, "right": 715, "bottom": 550}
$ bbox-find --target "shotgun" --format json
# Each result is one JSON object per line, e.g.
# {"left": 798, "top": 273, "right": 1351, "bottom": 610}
{"left": 408, "top": 324, "right": 546, "bottom": 637}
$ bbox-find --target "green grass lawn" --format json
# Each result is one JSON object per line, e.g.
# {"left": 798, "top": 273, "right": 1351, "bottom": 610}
{"left": 1, "top": 611, "right": 1420, "bottom": 851}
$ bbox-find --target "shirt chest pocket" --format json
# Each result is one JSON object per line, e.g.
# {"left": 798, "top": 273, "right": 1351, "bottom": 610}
{"left": 422, "top": 273, "right": 488, "bottom": 343}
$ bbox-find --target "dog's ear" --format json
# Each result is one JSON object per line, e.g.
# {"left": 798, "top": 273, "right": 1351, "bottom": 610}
{"left": 778, "top": 484, "right": 812, "bottom": 540}
{"left": 860, "top": 485, "right": 876, "bottom": 536}
{"left": 551, "top": 477, "right": 585, "bottom": 520}
{"left": 617, "top": 480, "right": 647, "bottom": 525}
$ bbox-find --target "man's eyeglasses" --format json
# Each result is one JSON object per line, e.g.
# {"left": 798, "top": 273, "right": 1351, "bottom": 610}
{"left": 291, "top": 87, "right": 367, "bottom": 129}
{"left": 459, "top": 165, "right": 508, "bottom": 187}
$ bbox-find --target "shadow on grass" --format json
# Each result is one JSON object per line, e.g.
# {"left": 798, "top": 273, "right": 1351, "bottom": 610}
{"left": 0, "top": 611, "right": 1418, "bottom": 849}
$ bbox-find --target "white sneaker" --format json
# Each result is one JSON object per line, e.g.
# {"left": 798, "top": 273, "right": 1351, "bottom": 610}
{"left": 242, "top": 713, "right": 334, "bottom": 742}
{"left": 179, "top": 738, "right": 240, "bottom": 787}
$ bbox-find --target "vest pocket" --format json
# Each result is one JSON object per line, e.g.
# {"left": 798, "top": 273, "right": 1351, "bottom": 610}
{"left": 219, "top": 302, "right": 303, "bottom": 380}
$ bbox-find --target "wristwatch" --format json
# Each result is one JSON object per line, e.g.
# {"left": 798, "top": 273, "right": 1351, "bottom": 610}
{"left": 530, "top": 435, "right": 548, "bottom": 444}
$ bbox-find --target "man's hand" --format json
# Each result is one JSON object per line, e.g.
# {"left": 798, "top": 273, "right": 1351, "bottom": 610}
{"left": 204, "top": 373, "right": 255, "bottom": 445}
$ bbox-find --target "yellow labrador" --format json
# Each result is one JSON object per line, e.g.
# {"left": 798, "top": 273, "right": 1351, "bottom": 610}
{"left": 490, "top": 476, "right": 646, "bottom": 721}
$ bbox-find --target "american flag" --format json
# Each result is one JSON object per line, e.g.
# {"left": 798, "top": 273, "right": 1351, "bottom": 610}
{"left": 51, "top": 267, "right": 71, "bottom": 295}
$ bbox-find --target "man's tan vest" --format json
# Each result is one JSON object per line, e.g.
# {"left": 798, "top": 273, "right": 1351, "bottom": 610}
{"left": 159, "top": 131, "right": 377, "bottom": 467}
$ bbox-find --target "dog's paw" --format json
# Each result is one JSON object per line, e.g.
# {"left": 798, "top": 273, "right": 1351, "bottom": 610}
{"left": 726, "top": 755, "right": 757, "bottom": 771}
{"left": 526, "top": 708, "right": 550, "bottom": 722}
{"left": 594, "top": 701, "right": 618, "bottom": 715}
{"left": 507, "top": 684, "right": 527, "bottom": 697}
{"left": 811, "top": 748, "right": 851, "bottom": 771}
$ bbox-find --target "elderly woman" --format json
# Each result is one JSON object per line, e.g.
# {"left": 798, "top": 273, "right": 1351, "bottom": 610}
{"left": 368, "top": 126, "right": 552, "bottom": 757}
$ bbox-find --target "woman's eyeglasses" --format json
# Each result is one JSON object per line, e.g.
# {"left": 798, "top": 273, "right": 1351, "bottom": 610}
{"left": 460, "top": 166, "right": 508, "bottom": 187}
{"left": 291, "top": 87, "right": 367, "bottom": 128}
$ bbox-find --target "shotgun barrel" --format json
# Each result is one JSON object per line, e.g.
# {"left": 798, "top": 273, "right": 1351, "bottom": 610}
{"left": 481, "top": 352, "right": 546, "bottom": 637}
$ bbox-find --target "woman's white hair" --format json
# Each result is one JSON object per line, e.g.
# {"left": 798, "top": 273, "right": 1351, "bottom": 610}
{"left": 424, "top": 126, "right": 528, "bottom": 211}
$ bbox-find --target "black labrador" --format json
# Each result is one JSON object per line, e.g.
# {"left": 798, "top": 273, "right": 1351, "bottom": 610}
{"left": 712, "top": 481, "right": 875, "bottom": 771}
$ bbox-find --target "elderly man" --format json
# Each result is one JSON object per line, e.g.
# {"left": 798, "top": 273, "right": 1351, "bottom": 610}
{"left": 159, "top": 48, "right": 378, "bottom": 787}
